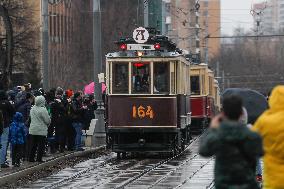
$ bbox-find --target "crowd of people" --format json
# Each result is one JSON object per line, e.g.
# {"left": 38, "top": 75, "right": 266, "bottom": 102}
{"left": 199, "top": 85, "right": 284, "bottom": 189}
{"left": 0, "top": 84, "right": 97, "bottom": 168}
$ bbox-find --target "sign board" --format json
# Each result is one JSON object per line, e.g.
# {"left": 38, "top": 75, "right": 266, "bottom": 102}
{"left": 98, "top": 73, "right": 104, "bottom": 83}
{"left": 133, "top": 27, "right": 149, "bottom": 44}
{"left": 127, "top": 44, "right": 154, "bottom": 51}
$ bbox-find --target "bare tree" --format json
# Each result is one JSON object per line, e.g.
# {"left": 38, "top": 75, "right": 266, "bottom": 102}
{"left": 0, "top": 1, "right": 13, "bottom": 90}
{"left": 210, "top": 27, "right": 284, "bottom": 94}
{"left": 0, "top": 0, "right": 40, "bottom": 90}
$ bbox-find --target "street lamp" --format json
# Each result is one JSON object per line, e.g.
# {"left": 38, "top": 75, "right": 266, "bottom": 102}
{"left": 92, "top": 0, "right": 105, "bottom": 147}
{"left": 42, "top": 0, "right": 49, "bottom": 90}
{"left": 42, "top": 0, "right": 58, "bottom": 91}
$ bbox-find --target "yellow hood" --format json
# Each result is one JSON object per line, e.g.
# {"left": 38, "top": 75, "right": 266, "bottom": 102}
{"left": 269, "top": 85, "right": 284, "bottom": 111}
{"left": 253, "top": 85, "right": 284, "bottom": 188}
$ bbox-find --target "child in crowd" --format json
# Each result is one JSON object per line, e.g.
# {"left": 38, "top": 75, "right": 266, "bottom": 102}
{"left": 9, "top": 112, "right": 26, "bottom": 167}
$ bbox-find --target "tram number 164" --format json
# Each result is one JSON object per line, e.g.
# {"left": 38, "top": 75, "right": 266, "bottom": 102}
{"left": 132, "top": 105, "right": 154, "bottom": 119}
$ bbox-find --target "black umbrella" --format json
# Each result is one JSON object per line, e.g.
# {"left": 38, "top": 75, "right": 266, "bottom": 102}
{"left": 222, "top": 88, "right": 268, "bottom": 124}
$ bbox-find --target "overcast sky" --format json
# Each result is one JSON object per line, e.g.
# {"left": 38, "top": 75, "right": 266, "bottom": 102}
{"left": 221, "top": 0, "right": 263, "bottom": 35}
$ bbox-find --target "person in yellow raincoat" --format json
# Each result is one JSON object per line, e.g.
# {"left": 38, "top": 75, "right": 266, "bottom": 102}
{"left": 252, "top": 85, "right": 284, "bottom": 189}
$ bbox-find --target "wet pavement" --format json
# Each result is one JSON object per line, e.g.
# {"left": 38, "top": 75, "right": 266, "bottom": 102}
{"left": 22, "top": 137, "right": 215, "bottom": 189}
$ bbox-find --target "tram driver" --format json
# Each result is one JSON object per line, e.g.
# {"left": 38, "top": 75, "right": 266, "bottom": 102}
{"left": 133, "top": 65, "right": 150, "bottom": 93}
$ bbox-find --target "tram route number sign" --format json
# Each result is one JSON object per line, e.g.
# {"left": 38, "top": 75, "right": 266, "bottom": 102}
{"left": 127, "top": 44, "right": 155, "bottom": 51}
{"left": 132, "top": 105, "right": 154, "bottom": 119}
{"left": 133, "top": 27, "right": 149, "bottom": 44}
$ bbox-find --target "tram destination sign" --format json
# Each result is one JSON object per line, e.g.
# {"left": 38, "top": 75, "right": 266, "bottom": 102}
{"left": 127, "top": 44, "right": 155, "bottom": 51}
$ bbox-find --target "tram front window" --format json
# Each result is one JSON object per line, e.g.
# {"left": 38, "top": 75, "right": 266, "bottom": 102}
{"left": 112, "top": 63, "right": 128, "bottom": 94}
{"left": 154, "top": 62, "right": 169, "bottom": 94}
{"left": 191, "top": 76, "right": 200, "bottom": 95}
{"left": 132, "top": 63, "right": 150, "bottom": 94}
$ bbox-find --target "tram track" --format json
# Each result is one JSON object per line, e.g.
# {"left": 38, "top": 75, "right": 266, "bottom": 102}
{"left": 172, "top": 158, "right": 214, "bottom": 189}
{"left": 65, "top": 158, "right": 159, "bottom": 189}
{"left": 115, "top": 136, "right": 201, "bottom": 189}
{"left": 25, "top": 135, "right": 207, "bottom": 189}
{"left": 39, "top": 153, "right": 117, "bottom": 189}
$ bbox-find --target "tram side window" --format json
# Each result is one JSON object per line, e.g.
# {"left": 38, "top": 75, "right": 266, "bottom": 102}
{"left": 191, "top": 76, "right": 200, "bottom": 95}
{"left": 154, "top": 62, "right": 169, "bottom": 94}
{"left": 132, "top": 63, "right": 150, "bottom": 94}
{"left": 112, "top": 63, "right": 129, "bottom": 94}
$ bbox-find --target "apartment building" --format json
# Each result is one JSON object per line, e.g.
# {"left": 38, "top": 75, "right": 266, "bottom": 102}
{"left": 26, "top": 0, "right": 94, "bottom": 89}
{"left": 144, "top": 0, "right": 221, "bottom": 62}
{"left": 253, "top": 0, "right": 284, "bottom": 33}
{"left": 199, "top": 0, "right": 221, "bottom": 60}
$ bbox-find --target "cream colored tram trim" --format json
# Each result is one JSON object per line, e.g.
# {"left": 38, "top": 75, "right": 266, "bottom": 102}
{"left": 128, "top": 62, "right": 131, "bottom": 94}
{"left": 110, "top": 62, "right": 113, "bottom": 94}
{"left": 150, "top": 61, "right": 154, "bottom": 94}
{"left": 106, "top": 61, "right": 109, "bottom": 94}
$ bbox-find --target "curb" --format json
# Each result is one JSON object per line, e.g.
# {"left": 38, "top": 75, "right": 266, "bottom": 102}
{"left": 0, "top": 145, "right": 106, "bottom": 186}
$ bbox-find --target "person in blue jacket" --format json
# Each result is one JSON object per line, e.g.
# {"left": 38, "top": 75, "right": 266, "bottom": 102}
{"left": 9, "top": 112, "right": 26, "bottom": 167}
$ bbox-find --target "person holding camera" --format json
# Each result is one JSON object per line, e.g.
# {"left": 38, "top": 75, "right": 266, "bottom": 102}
{"left": 199, "top": 95, "right": 263, "bottom": 189}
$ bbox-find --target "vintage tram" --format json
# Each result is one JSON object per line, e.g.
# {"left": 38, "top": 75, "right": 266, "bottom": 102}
{"left": 190, "top": 63, "right": 221, "bottom": 133}
{"left": 105, "top": 28, "right": 191, "bottom": 158}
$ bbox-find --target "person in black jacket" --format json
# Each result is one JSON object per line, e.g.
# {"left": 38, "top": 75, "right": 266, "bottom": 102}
{"left": 0, "top": 90, "right": 15, "bottom": 168}
{"left": 52, "top": 87, "right": 67, "bottom": 152}
{"left": 63, "top": 93, "right": 75, "bottom": 151}
{"left": 16, "top": 93, "right": 34, "bottom": 125}
{"left": 199, "top": 95, "right": 264, "bottom": 189}
{"left": 15, "top": 93, "right": 34, "bottom": 160}
{"left": 83, "top": 95, "right": 97, "bottom": 130}
{"left": 71, "top": 92, "right": 85, "bottom": 151}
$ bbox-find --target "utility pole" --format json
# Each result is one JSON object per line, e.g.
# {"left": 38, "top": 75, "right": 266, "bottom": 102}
{"left": 195, "top": 0, "right": 201, "bottom": 63}
{"left": 42, "top": 0, "right": 49, "bottom": 90}
{"left": 93, "top": 0, "right": 105, "bottom": 147}
{"left": 216, "top": 61, "right": 220, "bottom": 79}
{"left": 222, "top": 70, "right": 225, "bottom": 92}
{"left": 204, "top": 1, "right": 209, "bottom": 65}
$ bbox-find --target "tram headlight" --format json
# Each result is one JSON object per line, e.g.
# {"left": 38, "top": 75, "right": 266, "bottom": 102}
{"left": 137, "top": 51, "right": 143, "bottom": 57}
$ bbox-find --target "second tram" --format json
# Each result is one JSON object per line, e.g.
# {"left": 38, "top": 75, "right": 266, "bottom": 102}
{"left": 190, "top": 63, "right": 221, "bottom": 133}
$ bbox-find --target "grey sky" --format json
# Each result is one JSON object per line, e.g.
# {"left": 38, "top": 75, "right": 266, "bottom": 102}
{"left": 221, "top": 0, "right": 263, "bottom": 35}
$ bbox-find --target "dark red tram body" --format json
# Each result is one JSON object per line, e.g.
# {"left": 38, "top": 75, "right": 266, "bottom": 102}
{"left": 190, "top": 96, "right": 215, "bottom": 132}
{"left": 106, "top": 95, "right": 190, "bottom": 153}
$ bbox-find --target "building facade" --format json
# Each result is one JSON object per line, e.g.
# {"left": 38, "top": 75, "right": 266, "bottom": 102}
{"left": 199, "top": 0, "right": 221, "bottom": 61}
{"left": 27, "top": 0, "right": 93, "bottom": 90}
{"left": 144, "top": 0, "right": 221, "bottom": 62}
{"left": 253, "top": 0, "right": 284, "bottom": 33}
